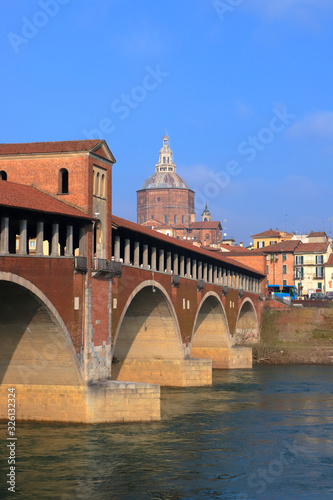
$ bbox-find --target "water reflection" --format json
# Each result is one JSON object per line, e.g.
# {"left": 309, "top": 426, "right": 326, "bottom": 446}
{"left": 0, "top": 365, "right": 333, "bottom": 499}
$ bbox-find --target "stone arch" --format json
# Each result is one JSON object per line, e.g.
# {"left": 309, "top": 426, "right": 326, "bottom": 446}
{"left": 235, "top": 298, "right": 260, "bottom": 344}
{"left": 191, "top": 292, "right": 232, "bottom": 366}
{"left": 111, "top": 281, "right": 183, "bottom": 382}
{"left": 0, "top": 272, "right": 83, "bottom": 385}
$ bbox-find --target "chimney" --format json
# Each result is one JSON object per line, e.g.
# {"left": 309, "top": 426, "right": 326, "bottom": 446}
{"left": 240, "top": 242, "right": 243, "bottom": 247}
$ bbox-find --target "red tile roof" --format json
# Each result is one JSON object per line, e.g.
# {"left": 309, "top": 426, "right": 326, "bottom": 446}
{"left": 308, "top": 231, "right": 327, "bottom": 237}
{"left": 251, "top": 228, "right": 281, "bottom": 238}
{"left": 0, "top": 139, "right": 116, "bottom": 162}
{"left": 294, "top": 243, "right": 329, "bottom": 253}
{"left": 219, "top": 244, "right": 252, "bottom": 253}
{"left": 325, "top": 254, "right": 333, "bottom": 266}
{"left": 112, "top": 215, "right": 265, "bottom": 276}
{"left": 0, "top": 181, "right": 91, "bottom": 219}
{"left": 258, "top": 240, "right": 301, "bottom": 253}
{"left": 190, "top": 221, "right": 222, "bottom": 229}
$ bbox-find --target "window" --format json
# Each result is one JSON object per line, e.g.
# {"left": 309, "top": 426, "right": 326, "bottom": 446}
{"left": 205, "top": 234, "right": 210, "bottom": 240}
{"left": 174, "top": 215, "right": 177, "bottom": 224}
{"left": 270, "top": 240, "right": 277, "bottom": 245}
{"left": 283, "top": 279, "right": 287, "bottom": 286}
{"left": 316, "top": 255, "right": 324, "bottom": 265}
{"left": 182, "top": 215, "right": 185, "bottom": 224}
{"left": 163, "top": 139, "right": 167, "bottom": 145}
{"left": 283, "top": 265, "right": 287, "bottom": 274}
{"left": 95, "top": 172, "right": 100, "bottom": 196}
{"left": 163, "top": 156, "right": 166, "bottom": 163}
{"left": 282, "top": 253, "right": 286, "bottom": 261}
{"left": 29, "top": 240, "right": 36, "bottom": 249}
{"left": 258, "top": 241, "right": 265, "bottom": 248}
{"left": 151, "top": 215, "right": 154, "bottom": 220}
{"left": 295, "top": 255, "right": 303, "bottom": 265}
{"left": 297, "top": 267, "right": 304, "bottom": 278}
{"left": 0, "top": 170, "right": 7, "bottom": 181}
{"left": 267, "top": 265, "right": 269, "bottom": 274}
{"left": 318, "top": 282, "right": 322, "bottom": 290}
{"left": 164, "top": 215, "right": 167, "bottom": 223}
{"left": 316, "top": 267, "right": 324, "bottom": 278}
{"left": 157, "top": 197, "right": 161, "bottom": 202}
{"left": 100, "top": 174, "right": 105, "bottom": 198}
{"left": 58, "top": 168, "right": 69, "bottom": 194}
{"left": 167, "top": 157, "right": 169, "bottom": 164}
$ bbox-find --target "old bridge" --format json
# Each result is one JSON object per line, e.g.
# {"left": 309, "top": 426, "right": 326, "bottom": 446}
{"left": 0, "top": 140, "right": 264, "bottom": 423}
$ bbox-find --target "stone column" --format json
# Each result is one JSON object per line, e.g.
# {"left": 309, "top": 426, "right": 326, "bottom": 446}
{"left": 180, "top": 255, "right": 185, "bottom": 277}
{"left": 79, "top": 227, "right": 86, "bottom": 257}
{"left": 192, "top": 259, "right": 197, "bottom": 280}
{"left": 231, "top": 271, "right": 235, "bottom": 287}
{"left": 173, "top": 253, "right": 179, "bottom": 275}
{"left": 64, "top": 224, "right": 72, "bottom": 257}
{"left": 186, "top": 258, "right": 191, "bottom": 277}
{"left": 223, "top": 269, "right": 227, "bottom": 286}
{"left": 159, "top": 249, "right": 164, "bottom": 272}
{"left": 227, "top": 270, "right": 231, "bottom": 287}
{"left": 213, "top": 266, "right": 218, "bottom": 284}
{"left": 0, "top": 217, "right": 9, "bottom": 254}
{"left": 143, "top": 244, "right": 148, "bottom": 268}
{"left": 198, "top": 261, "right": 202, "bottom": 280}
{"left": 203, "top": 263, "right": 208, "bottom": 282}
{"left": 208, "top": 265, "right": 213, "bottom": 283}
{"left": 134, "top": 241, "right": 140, "bottom": 266}
{"left": 166, "top": 252, "right": 172, "bottom": 274}
{"left": 218, "top": 268, "right": 222, "bottom": 285}
{"left": 19, "top": 219, "right": 28, "bottom": 255}
{"left": 124, "top": 239, "right": 130, "bottom": 265}
{"left": 114, "top": 236, "right": 121, "bottom": 262}
{"left": 151, "top": 247, "right": 157, "bottom": 270}
{"left": 50, "top": 223, "right": 59, "bottom": 256}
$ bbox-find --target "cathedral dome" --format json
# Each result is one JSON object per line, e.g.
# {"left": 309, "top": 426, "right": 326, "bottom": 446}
{"left": 139, "top": 133, "right": 191, "bottom": 190}
{"left": 140, "top": 171, "right": 190, "bottom": 190}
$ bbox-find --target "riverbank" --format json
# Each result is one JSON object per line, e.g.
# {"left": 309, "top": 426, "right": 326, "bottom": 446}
{"left": 252, "top": 306, "right": 333, "bottom": 365}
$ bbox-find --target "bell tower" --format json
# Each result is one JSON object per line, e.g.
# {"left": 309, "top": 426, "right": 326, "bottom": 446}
{"left": 155, "top": 132, "right": 176, "bottom": 173}
{"left": 202, "top": 203, "right": 212, "bottom": 222}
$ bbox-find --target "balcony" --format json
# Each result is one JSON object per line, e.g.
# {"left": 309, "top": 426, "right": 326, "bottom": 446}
{"left": 93, "top": 258, "right": 122, "bottom": 277}
{"left": 74, "top": 256, "right": 88, "bottom": 271}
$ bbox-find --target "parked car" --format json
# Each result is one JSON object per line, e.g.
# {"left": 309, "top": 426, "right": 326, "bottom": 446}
{"left": 326, "top": 291, "right": 333, "bottom": 300}
{"left": 310, "top": 292, "right": 327, "bottom": 300}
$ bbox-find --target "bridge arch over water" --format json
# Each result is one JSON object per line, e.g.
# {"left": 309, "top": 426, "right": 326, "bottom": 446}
{"left": 0, "top": 272, "right": 83, "bottom": 386}
{"left": 235, "top": 298, "right": 260, "bottom": 343}
{"left": 190, "top": 292, "right": 234, "bottom": 368}
{"left": 111, "top": 280, "right": 185, "bottom": 385}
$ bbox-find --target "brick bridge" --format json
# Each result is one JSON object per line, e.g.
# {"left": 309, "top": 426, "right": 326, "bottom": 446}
{"left": 0, "top": 140, "right": 265, "bottom": 423}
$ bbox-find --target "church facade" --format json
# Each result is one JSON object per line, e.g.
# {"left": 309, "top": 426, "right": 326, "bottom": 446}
{"left": 137, "top": 134, "right": 222, "bottom": 247}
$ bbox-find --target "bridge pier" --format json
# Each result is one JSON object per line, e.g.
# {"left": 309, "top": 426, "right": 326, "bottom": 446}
{"left": 0, "top": 382, "right": 161, "bottom": 423}
{"left": 111, "top": 358, "right": 212, "bottom": 387}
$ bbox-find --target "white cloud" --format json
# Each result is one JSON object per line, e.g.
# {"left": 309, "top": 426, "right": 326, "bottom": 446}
{"left": 288, "top": 111, "right": 333, "bottom": 139}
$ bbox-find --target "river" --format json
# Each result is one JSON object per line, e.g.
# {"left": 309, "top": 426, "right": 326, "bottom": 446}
{"left": 1, "top": 365, "right": 333, "bottom": 499}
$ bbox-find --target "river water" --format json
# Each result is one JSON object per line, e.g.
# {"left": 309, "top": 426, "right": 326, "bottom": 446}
{"left": 1, "top": 365, "right": 333, "bottom": 499}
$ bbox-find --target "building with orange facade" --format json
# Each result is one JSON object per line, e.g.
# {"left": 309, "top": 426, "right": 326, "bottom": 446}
{"left": 251, "top": 228, "right": 293, "bottom": 249}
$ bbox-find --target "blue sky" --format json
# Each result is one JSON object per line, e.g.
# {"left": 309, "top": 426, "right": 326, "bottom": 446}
{"left": 1, "top": 0, "right": 333, "bottom": 244}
